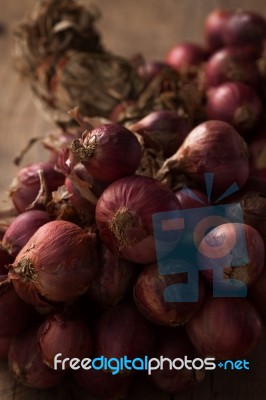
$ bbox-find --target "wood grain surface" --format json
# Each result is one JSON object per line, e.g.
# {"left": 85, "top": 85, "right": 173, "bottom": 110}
{"left": 0, "top": 1, "right": 265, "bottom": 399}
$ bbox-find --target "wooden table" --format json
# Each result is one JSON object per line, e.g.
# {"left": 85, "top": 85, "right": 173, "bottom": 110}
{"left": 0, "top": 1, "right": 265, "bottom": 399}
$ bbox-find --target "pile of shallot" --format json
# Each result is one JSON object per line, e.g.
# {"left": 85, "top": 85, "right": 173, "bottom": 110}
{"left": 1, "top": 6, "right": 266, "bottom": 399}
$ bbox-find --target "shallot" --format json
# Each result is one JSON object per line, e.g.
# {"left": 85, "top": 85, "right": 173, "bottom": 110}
{"left": 9, "top": 220, "right": 98, "bottom": 302}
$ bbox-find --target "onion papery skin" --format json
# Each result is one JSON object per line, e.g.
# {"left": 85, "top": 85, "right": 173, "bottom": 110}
{"left": 95, "top": 175, "right": 181, "bottom": 264}
{"left": 129, "top": 110, "right": 190, "bottom": 157}
{"left": 206, "top": 82, "right": 262, "bottom": 136}
{"left": 204, "top": 9, "right": 232, "bottom": 52}
{"left": 204, "top": 47, "right": 260, "bottom": 89}
{"left": 42, "top": 128, "right": 82, "bottom": 164}
{"left": 9, "top": 220, "right": 98, "bottom": 302}
{"left": 8, "top": 326, "right": 66, "bottom": 389}
{"left": 198, "top": 223, "right": 265, "bottom": 289}
{"left": 72, "top": 163, "right": 109, "bottom": 197}
{"left": 75, "top": 368, "right": 134, "bottom": 399}
{"left": 87, "top": 245, "right": 137, "bottom": 309}
{"left": 2, "top": 210, "right": 51, "bottom": 257}
{"left": 9, "top": 162, "right": 65, "bottom": 213}
{"left": 134, "top": 262, "right": 205, "bottom": 326}
{"left": 165, "top": 42, "right": 207, "bottom": 72}
{"left": 0, "top": 277, "right": 34, "bottom": 337}
{"left": 95, "top": 303, "right": 155, "bottom": 362}
{"left": 38, "top": 314, "right": 93, "bottom": 369}
{"left": 71, "top": 124, "right": 142, "bottom": 183}
{"left": 151, "top": 327, "right": 205, "bottom": 393}
{"left": 186, "top": 296, "right": 262, "bottom": 359}
{"left": 157, "top": 120, "right": 249, "bottom": 195}
{"left": 64, "top": 177, "right": 96, "bottom": 218}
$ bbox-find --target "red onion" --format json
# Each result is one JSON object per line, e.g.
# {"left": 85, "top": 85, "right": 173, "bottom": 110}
{"left": 0, "top": 337, "right": 12, "bottom": 360}
{"left": 186, "top": 296, "right": 262, "bottom": 358}
{"left": 60, "top": 161, "right": 108, "bottom": 211}
{"left": 206, "top": 83, "right": 263, "bottom": 136}
{"left": 87, "top": 245, "right": 137, "bottom": 308}
{"left": 2, "top": 210, "right": 51, "bottom": 257}
{"left": 64, "top": 177, "right": 96, "bottom": 220}
{"left": 8, "top": 326, "right": 66, "bottom": 389}
{"left": 42, "top": 128, "right": 82, "bottom": 163}
{"left": 73, "top": 163, "right": 109, "bottom": 198}
{"left": 75, "top": 368, "right": 133, "bottom": 399}
{"left": 165, "top": 42, "right": 207, "bottom": 72}
{"left": 175, "top": 187, "right": 209, "bottom": 209}
{"left": 151, "top": 327, "right": 205, "bottom": 393}
{"left": 10, "top": 277, "right": 61, "bottom": 315}
{"left": 96, "top": 303, "right": 155, "bottom": 361}
{"left": 53, "top": 157, "right": 107, "bottom": 222}
{"left": 198, "top": 223, "right": 265, "bottom": 289}
{"left": 204, "top": 47, "right": 260, "bottom": 89}
{"left": 71, "top": 124, "right": 142, "bottom": 182}
{"left": 157, "top": 120, "right": 249, "bottom": 194}
{"left": 9, "top": 162, "right": 65, "bottom": 212}
{"left": 128, "top": 110, "right": 190, "bottom": 157}
{"left": 134, "top": 262, "right": 205, "bottom": 326}
{"left": 0, "top": 277, "right": 34, "bottom": 337}
{"left": 38, "top": 314, "right": 93, "bottom": 369}
{"left": 96, "top": 176, "right": 181, "bottom": 264}
{"left": 9, "top": 220, "right": 98, "bottom": 302}
{"left": 223, "top": 10, "right": 266, "bottom": 58}
{"left": 55, "top": 147, "right": 75, "bottom": 177}
{"left": 204, "top": 9, "right": 232, "bottom": 52}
